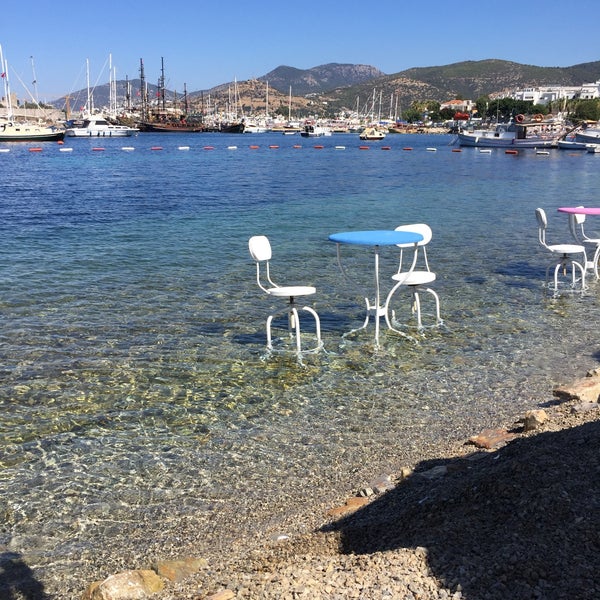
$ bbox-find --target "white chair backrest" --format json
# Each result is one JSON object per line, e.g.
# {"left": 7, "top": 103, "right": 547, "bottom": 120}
{"left": 393, "top": 223, "right": 433, "bottom": 275}
{"left": 574, "top": 207, "right": 586, "bottom": 226}
{"left": 394, "top": 223, "right": 432, "bottom": 247}
{"left": 249, "top": 235, "right": 272, "bottom": 262}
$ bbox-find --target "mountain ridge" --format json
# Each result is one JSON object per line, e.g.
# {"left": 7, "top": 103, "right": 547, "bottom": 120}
{"left": 48, "top": 58, "right": 600, "bottom": 115}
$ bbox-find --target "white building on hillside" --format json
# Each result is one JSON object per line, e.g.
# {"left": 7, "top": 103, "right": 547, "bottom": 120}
{"left": 510, "top": 81, "right": 600, "bottom": 105}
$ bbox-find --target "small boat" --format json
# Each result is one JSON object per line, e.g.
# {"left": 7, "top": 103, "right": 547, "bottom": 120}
{"left": 574, "top": 128, "right": 600, "bottom": 145}
{"left": 557, "top": 139, "right": 588, "bottom": 151}
{"left": 359, "top": 126, "right": 386, "bottom": 141}
{"left": 65, "top": 116, "right": 139, "bottom": 137}
{"left": 300, "top": 122, "right": 331, "bottom": 137}
{"left": 457, "top": 118, "right": 559, "bottom": 148}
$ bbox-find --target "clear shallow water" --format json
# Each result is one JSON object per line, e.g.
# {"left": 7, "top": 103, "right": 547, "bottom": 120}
{"left": 1, "top": 132, "right": 600, "bottom": 596}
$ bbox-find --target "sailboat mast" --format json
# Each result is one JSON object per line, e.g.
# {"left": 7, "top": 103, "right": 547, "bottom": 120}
{"left": 139, "top": 58, "right": 148, "bottom": 121}
{"left": 86, "top": 58, "right": 91, "bottom": 114}
{"left": 30, "top": 55, "right": 39, "bottom": 104}
{"left": 0, "top": 45, "right": 12, "bottom": 120}
{"left": 159, "top": 57, "right": 166, "bottom": 113}
{"left": 183, "top": 83, "right": 188, "bottom": 114}
{"left": 266, "top": 81, "right": 269, "bottom": 118}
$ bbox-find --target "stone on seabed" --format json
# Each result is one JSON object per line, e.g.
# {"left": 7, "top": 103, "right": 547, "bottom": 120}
{"left": 82, "top": 569, "right": 164, "bottom": 600}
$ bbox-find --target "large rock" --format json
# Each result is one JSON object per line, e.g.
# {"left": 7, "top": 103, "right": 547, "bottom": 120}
{"left": 82, "top": 569, "right": 164, "bottom": 600}
{"left": 554, "top": 370, "right": 600, "bottom": 404}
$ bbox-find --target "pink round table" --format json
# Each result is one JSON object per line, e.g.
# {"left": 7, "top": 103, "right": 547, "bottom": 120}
{"left": 558, "top": 207, "right": 600, "bottom": 215}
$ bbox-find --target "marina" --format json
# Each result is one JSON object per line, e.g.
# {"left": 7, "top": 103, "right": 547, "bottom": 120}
{"left": 2, "top": 132, "right": 600, "bottom": 597}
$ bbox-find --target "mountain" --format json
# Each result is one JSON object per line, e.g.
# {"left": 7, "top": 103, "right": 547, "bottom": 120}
{"left": 48, "top": 59, "right": 600, "bottom": 116}
{"left": 258, "top": 63, "right": 385, "bottom": 96}
{"left": 317, "top": 59, "right": 600, "bottom": 115}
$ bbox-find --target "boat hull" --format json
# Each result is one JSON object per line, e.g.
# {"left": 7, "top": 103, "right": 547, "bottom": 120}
{"left": 138, "top": 122, "right": 204, "bottom": 133}
{"left": 457, "top": 132, "right": 556, "bottom": 148}
{"left": 65, "top": 129, "right": 136, "bottom": 137}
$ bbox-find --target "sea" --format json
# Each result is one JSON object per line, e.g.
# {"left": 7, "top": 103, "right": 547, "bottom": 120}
{"left": 1, "top": 131, "right": 600, "bottom": 597}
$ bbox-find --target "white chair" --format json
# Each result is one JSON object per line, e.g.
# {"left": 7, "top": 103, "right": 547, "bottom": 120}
{"left": 384, "top": 224, "right": 443, "bottom": 332}
{"left": 568, "top": 207, "right": 600, "bottom": 279}
{"left": 535, "top": 208, "right": 588, "bottom": 295}
{"left": 248, "top": 235, "right": 322, "bottom": 358}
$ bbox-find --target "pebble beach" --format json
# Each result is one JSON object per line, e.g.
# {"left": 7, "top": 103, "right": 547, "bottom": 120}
{"left": 73, "top": 373, "right": 600, "bottom": 600}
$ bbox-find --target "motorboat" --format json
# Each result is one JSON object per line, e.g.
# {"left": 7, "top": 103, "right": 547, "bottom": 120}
{"left": 64, "top": 116, "right": 139, "bottom": 137}
{"left": 359, "top": 126, "right": 386, "bottom": 141}
{"left": 300, "top": 122, "right": 331, "bottom": 137}
{"left": 457, "top": 118, "right": 559, "bottom": 148}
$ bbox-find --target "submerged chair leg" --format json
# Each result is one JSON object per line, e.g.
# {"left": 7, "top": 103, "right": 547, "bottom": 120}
{"left": 264, "top": 302, "right": 322, "bottom": 357}
{"left": 301, "top": 305, "right": 322, "bottom": 350}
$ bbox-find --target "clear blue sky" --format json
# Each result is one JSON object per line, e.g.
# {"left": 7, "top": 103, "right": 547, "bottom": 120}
{"left": 3, "top": 0, "right": 600, "bottom": 102}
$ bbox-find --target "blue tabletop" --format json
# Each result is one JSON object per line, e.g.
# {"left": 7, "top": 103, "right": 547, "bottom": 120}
{"left": 329, "top": 230, "right": 423, "bottom": 246}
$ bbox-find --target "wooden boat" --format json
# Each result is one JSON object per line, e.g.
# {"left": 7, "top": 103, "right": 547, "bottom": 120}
{"left": 138, "top": 119, "right": 203, "bottom": 133}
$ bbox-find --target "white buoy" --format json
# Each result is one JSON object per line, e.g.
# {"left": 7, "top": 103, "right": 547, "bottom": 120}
{"left": 59, "top": 147, "right": 73, "bottom": 152}
{"left": 426, "top": 147, "right": 437, "bottom": 152}
{"left": 335, "top": 145, "right": 345, "bottom": 150}
{"left": 178, "top": 146, "right": 190, "bottom": 151}
{"left": 227, "top": 146, "right": 238, "bottom": 150}
{"left": 121, "top": 147, "right": 135, "bottom": 151}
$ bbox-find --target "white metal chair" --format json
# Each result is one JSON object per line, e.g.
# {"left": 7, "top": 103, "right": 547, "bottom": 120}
{"left": 535, "top": 208, "right": 588, "bottom": 295}
{"left": 248, "top": 235, "right": 323, "bottom": 358}
{"left": 568, "top": 207, "right": 600, "bottom": 280}
{"left": 384, "top": 224, "right": 443, "bottom": 332}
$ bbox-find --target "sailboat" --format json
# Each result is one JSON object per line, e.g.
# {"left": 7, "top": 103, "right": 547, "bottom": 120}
{"left": 0, "top": 45, "right": 65, "bottom": 142}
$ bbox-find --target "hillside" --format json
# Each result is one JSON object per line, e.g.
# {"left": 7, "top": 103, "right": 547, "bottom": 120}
{"left": 49, "top": 59, "right": 600, "bottom": 117}
{"left": 324, "top": 59, "right": 600, "bottom": 114}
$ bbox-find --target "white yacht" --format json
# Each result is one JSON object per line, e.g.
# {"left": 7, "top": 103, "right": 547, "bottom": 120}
{"left": 64, "top": 117, "right": 139, "bottom": 137}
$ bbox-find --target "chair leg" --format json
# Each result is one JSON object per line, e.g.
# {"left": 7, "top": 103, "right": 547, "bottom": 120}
{"left": 593, "top": 245, "right": 600, "bottom": 279}
{"left": 423, "top": 287, "right": 443, "bottom": 326}
{"left": 302, "top": 305, "right": 323, "bottom": 350}
{"left": 412, "top": 290, "right": 423, "bottom": 330}
{"left": 571, "top": 260, "right": 587, "bottom": 290}
{"left": 266, "top": 314, "right": 275, "bottom": 351}
{"left": 290, "top": 306, "right": 302, "bottom": 355}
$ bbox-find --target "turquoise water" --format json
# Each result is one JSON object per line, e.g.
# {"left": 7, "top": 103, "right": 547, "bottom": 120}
{"left": 1, "top": 132, "right": 600, "bottom": 596}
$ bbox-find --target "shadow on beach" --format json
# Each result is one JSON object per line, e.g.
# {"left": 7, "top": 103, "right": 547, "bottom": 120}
{"left": 323, "top": 420, "right": 600, "bottom": 600}
{"left": 0, "top": 552, "right": 50, "bottom": 600}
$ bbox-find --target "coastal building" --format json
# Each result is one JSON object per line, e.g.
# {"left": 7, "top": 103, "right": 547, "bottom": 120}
{"left": 508, "top": 80, "right": 600, "bottom": 105}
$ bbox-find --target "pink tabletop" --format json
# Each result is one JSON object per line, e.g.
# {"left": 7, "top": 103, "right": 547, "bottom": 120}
{"left": 558, "top": 207, "right": 600, "bottom": 215}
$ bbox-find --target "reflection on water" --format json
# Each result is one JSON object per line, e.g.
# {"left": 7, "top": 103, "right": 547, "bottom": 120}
{"left": 0, "top": 133, "right": 599, "bottom": 596}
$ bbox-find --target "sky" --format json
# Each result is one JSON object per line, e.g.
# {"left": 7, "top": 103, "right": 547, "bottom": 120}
{"left": 3, "top": 0, "right": 600, "bottom": 103}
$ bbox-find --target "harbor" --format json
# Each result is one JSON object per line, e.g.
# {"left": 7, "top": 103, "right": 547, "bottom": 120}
{"left": 1, "top": 132, "right": 600, "bottom": 597}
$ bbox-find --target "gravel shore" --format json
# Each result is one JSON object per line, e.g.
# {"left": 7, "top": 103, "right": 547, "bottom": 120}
{"left": 145, "top": 385, "right": 600, "bottom": 600}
